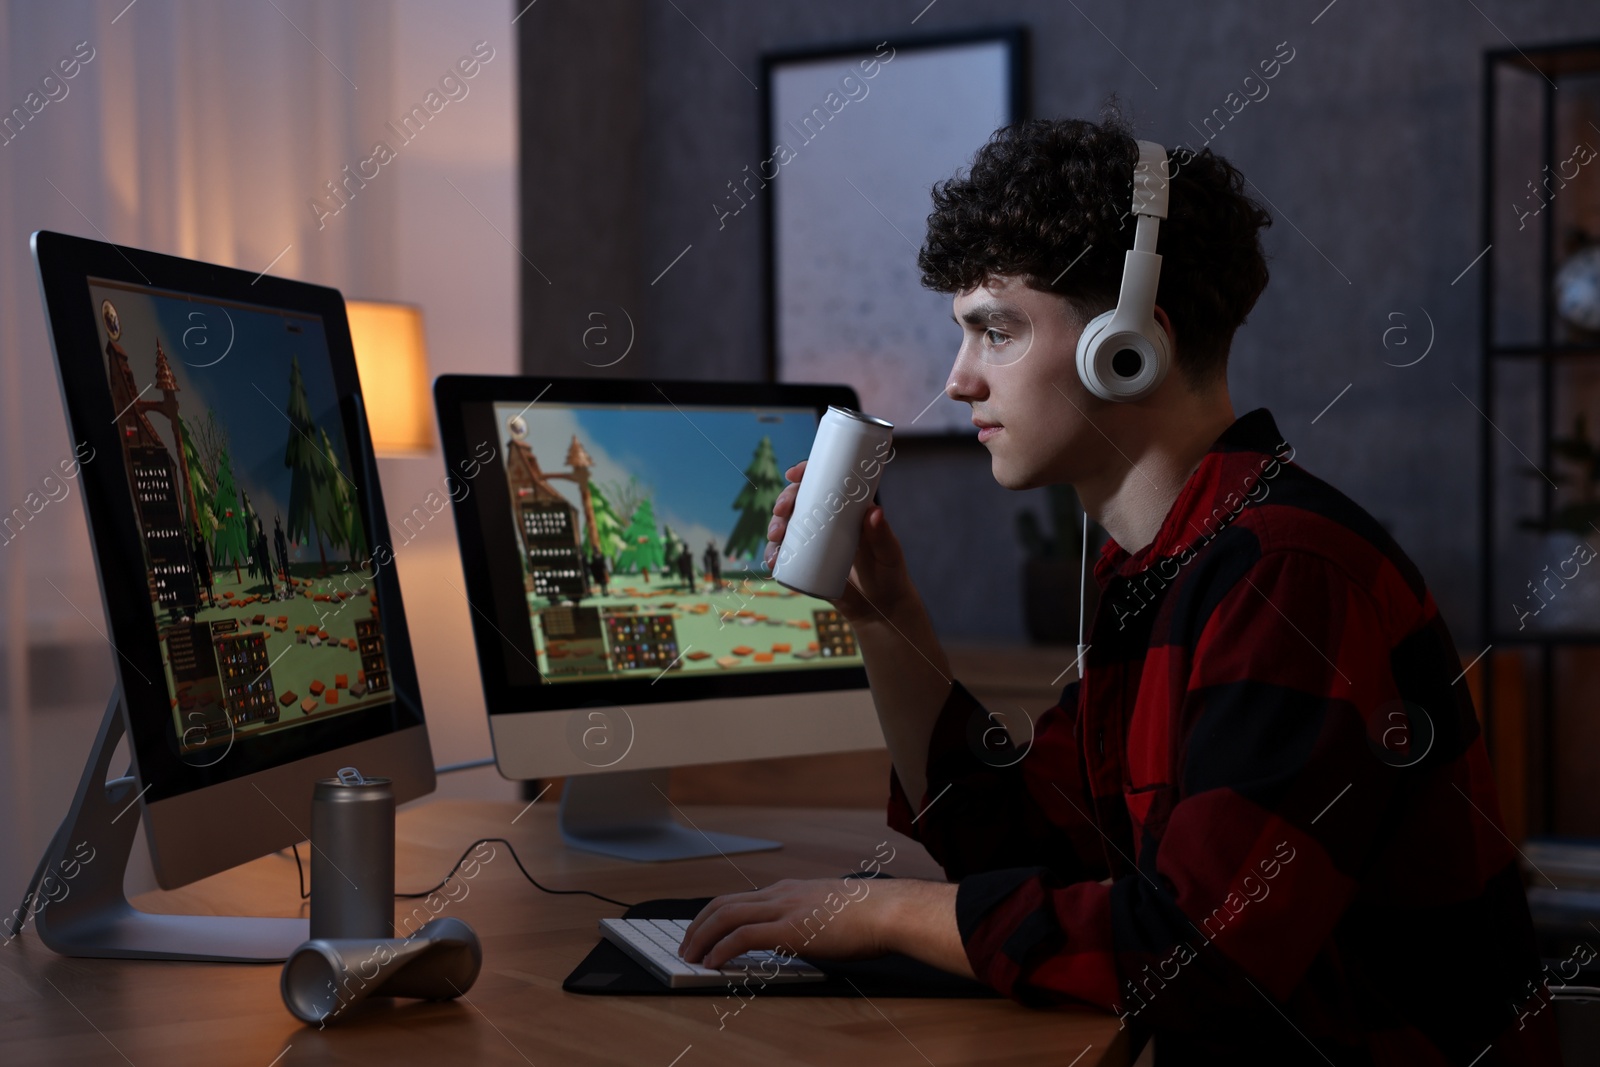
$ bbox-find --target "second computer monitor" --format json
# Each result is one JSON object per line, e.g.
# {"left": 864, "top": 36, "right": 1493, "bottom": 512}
{"left": 435, "top": 377, "right": 883, "bottom": 859}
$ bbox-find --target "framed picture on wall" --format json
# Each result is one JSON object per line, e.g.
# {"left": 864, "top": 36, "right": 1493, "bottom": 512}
{"left": 761, "top": 28, "right": 1028, "bottom": 436}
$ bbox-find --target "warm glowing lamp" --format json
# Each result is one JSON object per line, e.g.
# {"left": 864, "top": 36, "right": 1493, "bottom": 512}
{"left": 345, "top": 300, "right": 434, "bottom": 454}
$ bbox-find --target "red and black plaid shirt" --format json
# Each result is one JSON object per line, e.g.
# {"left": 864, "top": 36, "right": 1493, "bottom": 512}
{"left": 887, "top": 407, "right": 1560, "bottom": 1065}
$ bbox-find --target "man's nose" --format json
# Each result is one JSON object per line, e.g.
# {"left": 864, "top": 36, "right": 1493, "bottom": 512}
{"left": 945, "top": 348, "right": 988, "bottom": 404}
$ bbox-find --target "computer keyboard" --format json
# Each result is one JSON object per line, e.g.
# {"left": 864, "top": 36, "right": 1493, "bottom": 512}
{"left": 598, "top": 917, "right": 827, "bottom": 989}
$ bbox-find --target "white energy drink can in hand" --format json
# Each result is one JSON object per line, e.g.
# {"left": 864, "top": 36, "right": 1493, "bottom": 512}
{"left": 771, "top": 406, "right": 894, "bottom": 599}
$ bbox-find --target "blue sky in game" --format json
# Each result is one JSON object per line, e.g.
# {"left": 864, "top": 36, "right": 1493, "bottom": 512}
{"left": 495, "top": 401, "right": 819, "bottom": 561}
{"left": 89, "top": 279, "right": 355, "bottom": 558}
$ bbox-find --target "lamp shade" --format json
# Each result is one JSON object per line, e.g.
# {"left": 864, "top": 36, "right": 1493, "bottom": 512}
{"left": 345, "top": 300, "right": 433, "bottom": 454}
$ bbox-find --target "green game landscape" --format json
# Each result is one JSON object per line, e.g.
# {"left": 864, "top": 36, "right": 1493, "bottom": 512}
{"left": 164, "top": 561, "right": 386, "bottom": 753}
{"left": 531, "top": 568, "right": 854, "bottom": 681}
{"left": 498, "top": 418, "right": 860, "bottom": 683}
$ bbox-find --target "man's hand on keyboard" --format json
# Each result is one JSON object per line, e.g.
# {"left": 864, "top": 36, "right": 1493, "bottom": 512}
{"left": 678, "top": 877, "right": 895, "bottom": 969}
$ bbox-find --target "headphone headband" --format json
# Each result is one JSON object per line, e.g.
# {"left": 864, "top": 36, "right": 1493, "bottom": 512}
{"left": 1073, "top": 139, "right": 1172, "bottom": 403}
{"left": 1131, "top": 140, "right": 1170, "bottom": 220}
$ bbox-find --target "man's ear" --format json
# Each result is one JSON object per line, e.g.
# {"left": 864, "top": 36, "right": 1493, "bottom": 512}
{"left": 1152, "top": 305, "right": 1176, "bottom": 352}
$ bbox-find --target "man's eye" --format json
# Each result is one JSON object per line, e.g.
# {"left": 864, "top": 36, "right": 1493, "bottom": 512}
{"left": 984, "top": 328, "right": 1009, "bottom": 347}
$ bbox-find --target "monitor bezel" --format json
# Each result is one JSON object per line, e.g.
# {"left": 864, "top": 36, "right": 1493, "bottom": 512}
{"left": 433, "top": 373, "right": 874, "bottom": 715}
{"left": 32, "top": 230, "right": 430, "bottom": 806}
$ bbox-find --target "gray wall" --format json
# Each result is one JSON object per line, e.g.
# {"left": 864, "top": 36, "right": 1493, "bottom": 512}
{"left": 519, "top": 0, "right": 1600, "bottom": 646}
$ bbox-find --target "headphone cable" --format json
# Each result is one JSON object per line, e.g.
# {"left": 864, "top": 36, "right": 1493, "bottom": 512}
{"left": 1078, "top": 509, "right": 1090, "bottom": 683}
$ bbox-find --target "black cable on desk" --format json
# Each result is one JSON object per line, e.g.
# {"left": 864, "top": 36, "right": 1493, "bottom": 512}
{"left": 289, "top": 838, "right": 635, "bottom": 910}
{"left": 434, "top": 756, "right": 495, "bottom": 775}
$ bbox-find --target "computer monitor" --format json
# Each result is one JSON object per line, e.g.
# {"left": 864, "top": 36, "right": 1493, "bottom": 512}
{"left": 433, "top": 376, "right": 884, "bottom": 861}
{"left": 27, "top": 231, "right": 435, "bottom": 960}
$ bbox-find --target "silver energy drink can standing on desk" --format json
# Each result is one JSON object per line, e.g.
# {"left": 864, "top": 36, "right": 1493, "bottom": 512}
{"left": 310, "top": 767, "right": 394, "bottom": 940}
{"left": 771, "top": 405, "right": 894, "bottom": 599}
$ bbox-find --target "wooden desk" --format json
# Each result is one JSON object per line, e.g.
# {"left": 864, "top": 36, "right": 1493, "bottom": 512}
{"left": 1, "top": 800, "right": 1128, "bottom": 1066}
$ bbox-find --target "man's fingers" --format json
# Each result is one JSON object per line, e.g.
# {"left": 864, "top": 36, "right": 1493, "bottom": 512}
{"left": 860, "top": 506, "right": 903, "bottom": 566}
{"left": 681, "top": 899, "right": 786, "bottom": 963}
{"left": 685, "top": 905, "right": 775, "bottom": 964}
{"left": 702, "top": 920, "right": 798, "bottom": 970}
{"left": 784, "top": 460, "right": 806, "bottom": 483}
{"left": 682, "top": 889, "right": 771, "bottom": 948}
{"left": 772, "top": 482, "right": 799, "bottom": 519}
{"left": 764, "top": 483, "right": 803, "bottom": 567}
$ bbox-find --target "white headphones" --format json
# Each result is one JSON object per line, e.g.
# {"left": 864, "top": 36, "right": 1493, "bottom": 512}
{"left": 1074, "top": 139, "right": 1172, "bottom": 403}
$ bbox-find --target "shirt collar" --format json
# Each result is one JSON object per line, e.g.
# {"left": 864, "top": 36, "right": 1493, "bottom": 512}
{"left": 1091, "top": 407, "right": 1295, "bottom": 586}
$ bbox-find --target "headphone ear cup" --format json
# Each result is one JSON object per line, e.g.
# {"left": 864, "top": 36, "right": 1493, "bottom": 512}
{"left": 1074, "top": 310, "right": 1117, "bottom": 401}
{"left": 1076, "top": 315, "right": 1170, "bottom": 403}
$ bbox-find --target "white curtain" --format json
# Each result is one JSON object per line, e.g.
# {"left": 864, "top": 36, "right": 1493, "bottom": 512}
{"left": 0, "top": 0, "right": 518, "bottom": 896}
{"left": 3, "top": 0, "right": 404, "bottom": 621}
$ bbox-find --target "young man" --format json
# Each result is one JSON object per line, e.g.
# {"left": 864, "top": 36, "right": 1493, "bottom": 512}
{"left": 679, "top": 116, "right": 1558, "bottom": 1064}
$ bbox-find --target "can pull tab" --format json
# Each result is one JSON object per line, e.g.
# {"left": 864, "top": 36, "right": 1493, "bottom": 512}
{"left": 337, "top": 766, "right": 367, "bottom": 786}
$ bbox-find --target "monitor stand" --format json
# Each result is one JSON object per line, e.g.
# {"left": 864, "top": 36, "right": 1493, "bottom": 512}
{"left": 10, "top": 687, "right": 309, "bottom": 962}
{"left": 557, "top": 768, "right": 781, "bottom": 862}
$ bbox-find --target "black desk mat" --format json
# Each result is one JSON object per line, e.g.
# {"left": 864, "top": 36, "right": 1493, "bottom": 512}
{"left": 563, "top": 895, "right": 1001, "bottom": 998}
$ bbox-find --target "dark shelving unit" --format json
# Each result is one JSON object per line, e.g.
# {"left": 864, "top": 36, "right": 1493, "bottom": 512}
{"left": 1481, "top": 39, "right": 1600, "bottom": 839}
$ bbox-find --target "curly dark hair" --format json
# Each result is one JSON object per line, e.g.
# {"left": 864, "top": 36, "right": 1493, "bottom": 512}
{"left": 917, "top": 106, "right": 1272, "bottom": 386}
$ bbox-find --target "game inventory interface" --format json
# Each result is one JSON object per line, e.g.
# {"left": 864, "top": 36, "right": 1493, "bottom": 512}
{"left": 492, "top": 401, "right": 863, "bottom": 683}
{"left": 89, "top": 278, "right": 396, "bottom": 756}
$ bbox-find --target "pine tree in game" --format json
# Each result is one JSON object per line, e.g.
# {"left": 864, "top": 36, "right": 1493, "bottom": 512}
{"left": 178, "top": 415, "right": 217, "bottom": 542}
{"left": 273, "top": 515, "right": 290, "bottom": 592}
{"left": 211, "top": 446, "right": 250, "bottom": 585}
{"left": 178, "top": 415, "right": 218, "bottom": 606}
{"left": 600, "top": 476, "right": 646, "bottom": 528}
{"left": 588, "top": 482, "right": 629, "bottom": 565}
{"left": 616, "top": 497, "right": 665, "bottom": 582}
{"left": 725, "top": 435, "right": 783, "bottom": 561}
{"left": 190, "top": 410, "right": 230, "bottom": 534}
{"left": 316, "top": 426, "right": 363, "bottom": 559}
{"left": 284, "top": 355, "right": 330, "bottom": 573}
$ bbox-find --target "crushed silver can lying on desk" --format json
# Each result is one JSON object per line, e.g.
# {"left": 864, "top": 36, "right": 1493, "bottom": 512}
{"left": 281, "top": 915, "right": 483, "bottom": 1026}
